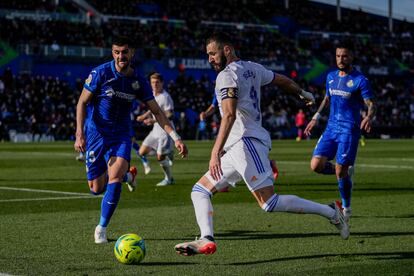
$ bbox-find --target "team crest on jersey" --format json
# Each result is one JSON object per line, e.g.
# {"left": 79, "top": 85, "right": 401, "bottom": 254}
{"left": 346, "top": 80, "right": 354, "bottom": 87}
{"left": 131, "top": 81, "right": 140, "bottom": 90}
{"left": 85, "top": 74, "right": 92, "bottom": 85}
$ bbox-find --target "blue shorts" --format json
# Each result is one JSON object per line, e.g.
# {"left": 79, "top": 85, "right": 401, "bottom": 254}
{"left": 312, "top": 131, "right": 360, "bottom": 166}
{"left": 85, "top": 130, "right": 131, "bottom": 181}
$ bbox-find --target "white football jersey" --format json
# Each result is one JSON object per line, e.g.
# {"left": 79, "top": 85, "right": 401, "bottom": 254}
{"left": 215, "top": 60, "right": 275, "bottom": 150}
{"left": 152, "top": 90, "right": 175, "bottom": 134}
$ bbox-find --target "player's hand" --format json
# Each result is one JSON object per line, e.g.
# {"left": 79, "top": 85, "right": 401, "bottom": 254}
{"left": 175, "top": 140, "right": 188, "bottom": 158}
{"left": 360, "top": 116, "right": 372, "bottom": 133}
{"left": 74, "top": 133, "right": 86, "bottom": 153}
{"left": 304, "top": 120, "right": 316, "bottom": 137}
{"left": 299, "top": 90, "right": 315, "bottom": 106}
{"left": 200, "top": 112, "right": 206, "bottom": 121}
{"left": 209, "top": 150, "right": 223, "bottom": 181}
{"left": 143, "top": 118, "right": 154, "bottom": 126}
{"left": 136, "top": 115, "right": 145, "bottom": 122}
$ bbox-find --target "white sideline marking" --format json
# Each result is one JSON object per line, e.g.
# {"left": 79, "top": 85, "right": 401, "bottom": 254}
{"left": 0, "top": 186, "right": 92, "bottom": 196}
{"left": 279, "top": 161, "right": 413, "bottom": 170}
{"left": 0, "top": 186, "right": 102, "bottom": 203}
{"left": 0, "top": 196, "right": 101, "bottom": 203}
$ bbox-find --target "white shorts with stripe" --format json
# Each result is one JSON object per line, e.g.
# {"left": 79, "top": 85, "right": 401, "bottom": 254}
{"left": 142, "top": 130, "right": 173, "bottom": 155}
{"left": 204, "top": 137, "right": 274, "bottom": 192}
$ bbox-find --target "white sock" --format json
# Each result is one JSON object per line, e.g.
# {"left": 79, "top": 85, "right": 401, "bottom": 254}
{"left": 159, "top": 157, "right": 172, "bottom": 181}
{"left": 191, "top": 183, "right": 214, "bottom": 238}
{"left": 264, "top": 194, "right": 335, "bottom": 219}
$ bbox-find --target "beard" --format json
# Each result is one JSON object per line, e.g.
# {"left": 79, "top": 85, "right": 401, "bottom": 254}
{"left": 338, "top": 63, "right": 351, "bottom": 72}
{"left": 211, "top": 53, "right": 228, "bottom": 72}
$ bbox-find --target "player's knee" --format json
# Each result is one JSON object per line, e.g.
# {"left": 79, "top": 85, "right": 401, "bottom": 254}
{"left": 89, "top": 185, "right": 105, "bottom": 195}
{"left": 310, "top": 160, "right": 324, "bottom": 173}
{"left": 336, "top": 166, "right": 348, "bottom": 178}
{"left": 191, "top": 183, "right": 213, "bottom": 200}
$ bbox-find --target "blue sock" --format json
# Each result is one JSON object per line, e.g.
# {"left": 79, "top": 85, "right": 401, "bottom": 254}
{"left": 99, "top": 182, "right": 122, "bottom": 227}
{"left": 338, "top": 176, "right": 352, "bottom": 208}
{"left": 321, "top": 162, "right": 335, "bottom": 175}
{"left": 132, "top": 142, "right": 148, "bottom": 164}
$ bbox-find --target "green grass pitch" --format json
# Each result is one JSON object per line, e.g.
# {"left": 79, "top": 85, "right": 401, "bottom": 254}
{"left": 0, "top": 140, "right": 413, "bottom": 275}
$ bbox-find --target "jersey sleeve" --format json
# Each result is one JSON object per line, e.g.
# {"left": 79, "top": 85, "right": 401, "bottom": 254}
{"left": 325, "top": 73, "right": 332, "bottom": 97}
{"left": 359, "top": 76, "right": 374, "bottom": 100}
{"left": 211, "top": 94, "right": 218, "bottom": 107}
{"left": 84, "top": 69, "right": 101, "bottom": 93}
{"left": 217, "top": 69, "right": 238, "bottom": 100}
{"left": 256, "top": 63, "right": 275, "bottom": 86}
{"left": 136, "top": 74, "right": 154, "bottom": 102}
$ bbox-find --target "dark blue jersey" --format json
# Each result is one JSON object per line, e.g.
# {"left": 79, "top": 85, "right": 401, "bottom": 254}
{"left": 84, "top": 60, "right": 153, "bottom": 137}
{"left": 326, "top": 69, "right": 374, "bottom": 134}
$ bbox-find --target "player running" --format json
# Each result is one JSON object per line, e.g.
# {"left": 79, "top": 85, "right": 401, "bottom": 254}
{"left": 304, "top": 42, "right": 376, "bottom": 224}
{"left": 136, "top": 72, "right": 177, "bottom": 187}
{"left": 175, "top": 32, "right": 349, "bottom": 256}
{"left": 74, "top": 36, "right": 187, "bottom": 244}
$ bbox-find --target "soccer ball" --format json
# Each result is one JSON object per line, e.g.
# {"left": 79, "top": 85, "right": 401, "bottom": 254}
{"left": 114, "top": 233, "right": 146, "bottom": 264}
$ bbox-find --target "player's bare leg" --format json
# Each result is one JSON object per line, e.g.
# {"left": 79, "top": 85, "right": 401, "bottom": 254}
{"left": 311, "top": 156, "right": 335, "bottom": 175}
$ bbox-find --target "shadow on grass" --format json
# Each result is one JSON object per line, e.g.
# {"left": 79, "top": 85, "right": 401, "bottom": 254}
{"left": 138, "top": 261, "right": 199, "bottom": 266}
{"left": 214, "top": 229, "right": 414, "bottom": 240}
{"left": 146, "top": 230, "right": 414, "bottom": 241}
{"left": 225, "top": 251, "right": 414, "bottom": 265}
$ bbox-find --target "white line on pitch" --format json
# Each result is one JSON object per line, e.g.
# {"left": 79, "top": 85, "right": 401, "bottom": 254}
{"left": 0, "top": 186, "right": 92, "bottom": 196}
{"left": 278, "top": 161, "right": 413, "bottom": 170}
{"left": 0, "top": 195, "right": 102, "bottom": 203}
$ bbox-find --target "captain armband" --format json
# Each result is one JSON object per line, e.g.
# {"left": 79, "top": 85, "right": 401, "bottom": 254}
{"left": 220, "top": 87, "right": 238, "bottom": 100}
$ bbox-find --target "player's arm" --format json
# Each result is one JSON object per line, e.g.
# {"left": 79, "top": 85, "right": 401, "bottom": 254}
{"left": 200, "top": 104, "right": 216, "bottom": 121}
{"left": 136, "top": 110, "right": 152, "bottom": 122}
{"left": 304, "top": 95, "right": 330, "bottom": 136}
{"left": 145, "top": 99, "right": 188, "bottom": 157}
{"left": 360, "top": 98, "right": 376, "bottom": 133}
{"left": 271, "top": 74, "right": 315, "bottom": 105}
{"left": 74, "top": 88, "right": 93, "bottom": 152}
{"left": 209, "top": 97, "right": 237, "bottom": 181}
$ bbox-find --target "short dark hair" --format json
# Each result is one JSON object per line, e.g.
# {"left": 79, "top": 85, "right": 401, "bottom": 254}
{"left": 112, "top": 35, "right": 133, "bottom": 48}
{"left": 149, "top": 72, "right": 163, "bottom": 82}
{"left": 336, "top": 40, "right": 354, "bottom": 53}
{"left": 206, "top": 32, "right": 233, "bottom": 49}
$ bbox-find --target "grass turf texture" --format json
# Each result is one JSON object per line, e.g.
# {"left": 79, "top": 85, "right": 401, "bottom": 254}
{"left": 0, "top": 140, "right": 413, "bottom": 275}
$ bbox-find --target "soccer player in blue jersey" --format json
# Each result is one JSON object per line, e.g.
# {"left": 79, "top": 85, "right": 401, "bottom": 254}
{"left": 74, "top": 36, "right": 188, "bottom": 244}
{"left": 304, "top": 42, "right": 376, "bottom": 226}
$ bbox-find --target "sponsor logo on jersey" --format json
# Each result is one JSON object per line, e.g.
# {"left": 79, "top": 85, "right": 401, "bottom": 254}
{"left": 104, "top": 87, "right": 135, "bottom": 100}
{"left": 329, "top": 80, "right": 334, "bottom": 84}
{"left": 346, "top": 80, "right": 354, "bottom": 87}
{"left": 329, "top": 88, "right": 351, "bottom": 98}
{"left": 132, "top": 81, "right": 140, "bottom": 90}
{"left": 250, "top": 175, "right": 258, "bottom": 182}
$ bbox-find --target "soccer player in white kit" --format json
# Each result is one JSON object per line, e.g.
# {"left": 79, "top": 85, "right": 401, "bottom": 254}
{"left": 137, "top": 73, "right": 176, "bottom": 186}
{"left": 175, "top": 32, "right": 349, "bottom": 256}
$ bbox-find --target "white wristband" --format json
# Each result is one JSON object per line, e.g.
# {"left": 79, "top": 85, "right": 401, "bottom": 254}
{"left": 169, "top": 130, "right": 181, "bottom": 142}
{"left": 312, "top": 112, "right": 321, "bottom": 121}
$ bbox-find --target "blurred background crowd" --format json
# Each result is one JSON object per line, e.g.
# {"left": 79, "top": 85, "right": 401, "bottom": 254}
{"left": 0, "top": 0, "right": 413, "bottom": 141}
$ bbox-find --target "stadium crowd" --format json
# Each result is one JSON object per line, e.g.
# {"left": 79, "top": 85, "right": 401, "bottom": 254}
{"left": 0, "top": 0, "right": 413, "bottom": 141}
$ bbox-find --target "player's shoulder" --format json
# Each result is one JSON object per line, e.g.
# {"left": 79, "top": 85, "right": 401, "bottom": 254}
{"left": 351, "top": 69, "right": 369, "bottom": 82}
{"left": 326, "top": 70, "right": 337, "bottom": 80}
{"left": 93, "top": 60, "right": 113, "bottom": 74}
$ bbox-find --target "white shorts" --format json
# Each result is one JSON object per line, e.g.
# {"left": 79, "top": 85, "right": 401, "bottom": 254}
{"left": 142, "top": 130, "right": 173, "bottom": 155}
{"left": 204, "top": 137, "right": 274, "bottom": 192}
